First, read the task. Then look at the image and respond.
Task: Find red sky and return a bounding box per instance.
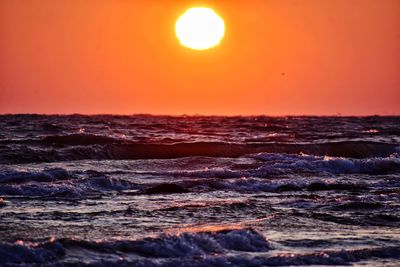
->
[0,0,399,115]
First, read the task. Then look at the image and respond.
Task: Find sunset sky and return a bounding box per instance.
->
[0,0,399,115]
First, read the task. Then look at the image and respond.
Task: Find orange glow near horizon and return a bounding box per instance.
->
[0,0,399,115]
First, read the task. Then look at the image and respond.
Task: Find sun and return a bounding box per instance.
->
[175,7,225,50]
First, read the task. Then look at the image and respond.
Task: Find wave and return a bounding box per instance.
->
[45,140,400,159]
[0,168,72,184]
[0,140,398,164]
[0,169,139,198]
[252,153,400,175]
[1,153,398,198]
[181,178,370,194]
[0,228,270,265]
[143,154,400,179]
[0,134,126,146]
[1,155,399,198]
[0,177,372,198]
[0,228,399,266]
[41,134,125,146]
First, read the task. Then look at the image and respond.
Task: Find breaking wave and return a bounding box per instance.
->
[0,228,399,266]
[0,229,270,265]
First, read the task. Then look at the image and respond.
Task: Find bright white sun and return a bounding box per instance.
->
[175,7,225,50]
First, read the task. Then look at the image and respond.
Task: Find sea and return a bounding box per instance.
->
[0,114,399,266]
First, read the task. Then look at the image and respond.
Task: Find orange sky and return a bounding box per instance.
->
[0,0,399,115]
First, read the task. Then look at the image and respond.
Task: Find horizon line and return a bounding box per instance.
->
[1,113,399,117]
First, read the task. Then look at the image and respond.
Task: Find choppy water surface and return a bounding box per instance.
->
[0,115,399,266]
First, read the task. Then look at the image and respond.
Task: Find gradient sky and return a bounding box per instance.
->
[1,0,399,115]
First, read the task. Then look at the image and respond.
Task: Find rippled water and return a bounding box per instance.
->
[0,115,399,266]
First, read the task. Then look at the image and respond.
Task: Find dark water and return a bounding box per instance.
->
[0,115,399,266]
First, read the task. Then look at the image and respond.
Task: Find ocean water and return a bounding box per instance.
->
[0,115,399,266]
